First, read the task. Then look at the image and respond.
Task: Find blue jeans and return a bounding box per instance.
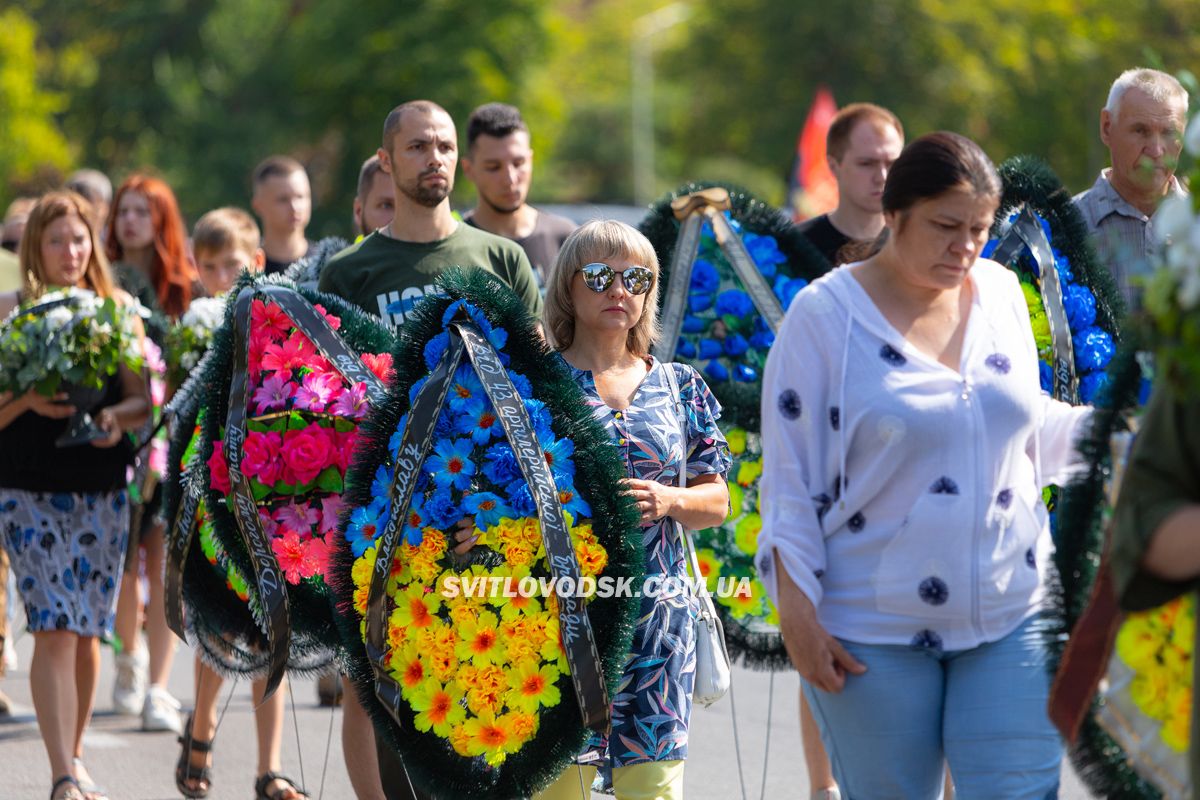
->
[804,614,1061,800]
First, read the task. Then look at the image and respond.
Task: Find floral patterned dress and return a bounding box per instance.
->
[570,356,731,768]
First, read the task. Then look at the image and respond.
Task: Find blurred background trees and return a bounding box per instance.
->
[2,0,1196,233]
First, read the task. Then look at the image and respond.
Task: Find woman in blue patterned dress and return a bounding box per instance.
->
[0,191,150,800]
[530,220,731,799]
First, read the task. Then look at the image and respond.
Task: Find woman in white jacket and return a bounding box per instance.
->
[759,132,1089,799]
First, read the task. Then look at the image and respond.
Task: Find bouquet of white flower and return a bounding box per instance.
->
[0,288,145,445]
[165,296,225,387]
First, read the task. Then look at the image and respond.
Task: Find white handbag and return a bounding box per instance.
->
[663,364,732,707]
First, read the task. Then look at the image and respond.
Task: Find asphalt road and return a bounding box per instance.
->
[0,630,1094,799]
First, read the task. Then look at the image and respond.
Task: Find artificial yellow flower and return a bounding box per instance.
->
[506,659,563,713]
[417,620,460,682]
[393,583,442,630]
[1116,616,1164,673]
[388,644,427,698]
[448,723,473,757]
[734,513,762,556]
[463,710,518,765]
[575,539,609,578]
[1129,669,1171,721]
[508,710,538,745]
[461,663,507,716]
[409,678,466,737]
[726,483,744,522]
[1161,685,1192,753]
[726,427,747,455]
[694,548,722,593]
[736,458,762,488]
[717,577,765,619]
[456,609,503,665]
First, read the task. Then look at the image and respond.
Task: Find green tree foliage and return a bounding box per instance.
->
[0,8,72,206]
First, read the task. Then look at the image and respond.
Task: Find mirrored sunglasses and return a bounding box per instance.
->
[577,262,654,295]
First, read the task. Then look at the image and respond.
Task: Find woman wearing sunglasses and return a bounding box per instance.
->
[533,220,731,799]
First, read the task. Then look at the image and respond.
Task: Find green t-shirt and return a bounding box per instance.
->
[317,223,542,327]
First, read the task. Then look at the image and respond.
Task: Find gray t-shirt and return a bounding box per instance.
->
[464,208,577,289]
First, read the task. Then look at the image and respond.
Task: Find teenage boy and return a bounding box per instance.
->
[251,156,312,275]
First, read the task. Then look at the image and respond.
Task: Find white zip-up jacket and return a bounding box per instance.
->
[758,259,1091,651]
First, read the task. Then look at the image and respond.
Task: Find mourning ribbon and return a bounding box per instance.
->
[991,206,1079,404]
[652,188,785,363]
[167,285,389,697]
[365,309,612,735]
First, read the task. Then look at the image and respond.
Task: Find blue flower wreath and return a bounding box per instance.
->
[983,211,1115,403]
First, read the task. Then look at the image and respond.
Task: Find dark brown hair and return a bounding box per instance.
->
[882,131,1000,215]
[382,100,451,154]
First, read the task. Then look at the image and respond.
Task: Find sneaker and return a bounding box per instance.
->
[813,789,842,800]
[142,686,183,734]
[112,650,147,716]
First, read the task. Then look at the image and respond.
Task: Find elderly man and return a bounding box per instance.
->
[1073,68,1189,307]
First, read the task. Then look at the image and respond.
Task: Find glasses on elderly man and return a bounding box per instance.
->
[576,262,654,295]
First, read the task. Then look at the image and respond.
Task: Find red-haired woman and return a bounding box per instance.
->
[105,174,193,735]
[0,191,150,800]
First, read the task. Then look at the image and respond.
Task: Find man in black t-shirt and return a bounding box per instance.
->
[461,103,576,290]
[797,103,904,266]
[251,155,312,274]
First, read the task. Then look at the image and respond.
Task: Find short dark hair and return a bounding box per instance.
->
[882,131,1000,216]
[466,103,527,151]
[827,103,904,161]
[356,155,386,202]
[252,155,305,188]
[382,100,450,154]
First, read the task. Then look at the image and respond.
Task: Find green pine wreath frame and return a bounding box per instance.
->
[328,267,645,799]
[164,272,397,676]
[639,181,829,670]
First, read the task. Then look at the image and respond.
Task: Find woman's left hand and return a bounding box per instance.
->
[91,407,123,448]
[623,478,677,524]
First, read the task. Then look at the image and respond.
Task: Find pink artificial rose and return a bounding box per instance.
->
[242,430,283,486]
[280,423,335,487]
[334,428,361,473]
[208,440,231,495]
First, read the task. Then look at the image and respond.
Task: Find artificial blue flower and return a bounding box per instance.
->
[1053,250,1075,284]
[716,289,754,318]
[508,481,538,517]
[749,330,775,351]
[689,292,714,313]
[677,338,697,359]
[1038,215,1053,244]
[454,398,502,445]
[724,333,749,357]
[441,300,508,352]
[1063,284,1097,331]
[448,365,485,411]
[507,370,533,397]
[555,482,593,519]
[371,465,393,499]
[463,491,514,530]
[1074,327,1115,373]
[426,438,476,490]
[681,315,707,333]
[347,498,389,557]
[1078,371,1109,405]
[1038,361,1054,394]
[482,442,522,486]
[401,495,427,546]
[424,489,462,529]
[698,338,722,359]
[744,232,786,272]
[704,360,729,382]
[690,259,720,294]
[423,332,450,371]
[981,240,999,260]
[539,430,576,482]
[434,409,455,439]
[522,398,553,438]
[733,364,758,382]
[1138,377,1153,406]
[772,276,808,309]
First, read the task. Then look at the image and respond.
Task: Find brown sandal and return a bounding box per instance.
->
[50,776,85,800]
[254,771,309,800]
[175,714,214,798]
